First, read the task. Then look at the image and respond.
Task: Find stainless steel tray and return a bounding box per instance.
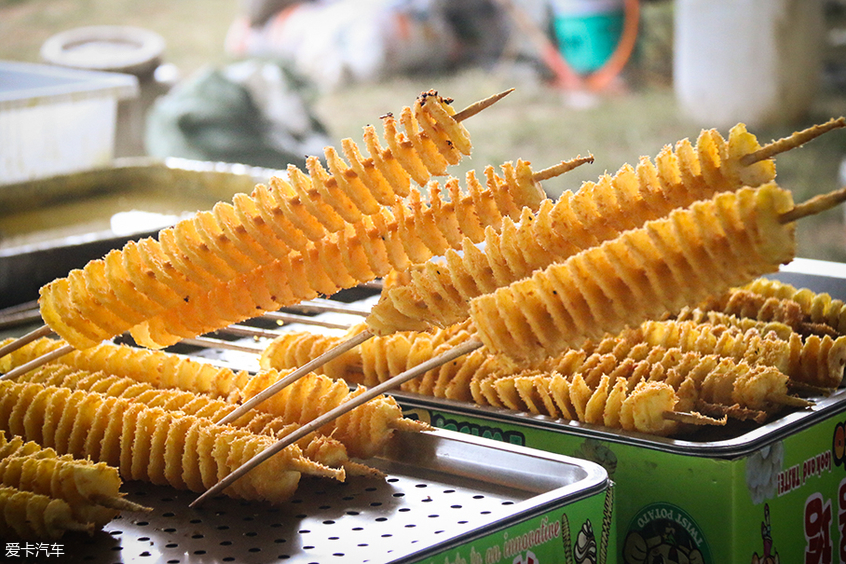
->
[60,428,608,564]
[0,157,279,308]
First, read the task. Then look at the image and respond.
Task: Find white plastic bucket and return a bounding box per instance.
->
[673,0,825,128]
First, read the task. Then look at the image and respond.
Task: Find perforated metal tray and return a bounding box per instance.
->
[57,428,607,564]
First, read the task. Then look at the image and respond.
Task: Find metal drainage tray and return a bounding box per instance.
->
[59,428,607,564]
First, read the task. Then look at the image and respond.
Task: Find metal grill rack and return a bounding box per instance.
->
[59,429,607,564]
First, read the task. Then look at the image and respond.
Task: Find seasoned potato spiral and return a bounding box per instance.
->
[0,379,343,503]
[468,184,796,361]
[366,124,778,333]
[0,337,425,461]
[124,159,549,348]
[0,485,93,540]
[37,90,490,350]
[0,431,146,530]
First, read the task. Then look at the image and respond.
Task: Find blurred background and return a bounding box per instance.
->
[2,0,846,268]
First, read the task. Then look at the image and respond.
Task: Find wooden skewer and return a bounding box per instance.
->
[695,401,769,424]
[453,89,514,122]
[779,185,846,224]
[769,392,815,408]
[532,154,595,181]
[0,324,54,359]
[0,343,75,381]
[274,298,371,317]
[191,337,483,508]
[216,329,376,425]
[662,411,727,426]
[180,336,266,354]
[89,494,153,513]
[741,117,846,166]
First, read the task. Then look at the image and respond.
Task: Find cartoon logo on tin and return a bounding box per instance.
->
[751,504,779,564]
[624,503,710,564]
[833,420,846,468]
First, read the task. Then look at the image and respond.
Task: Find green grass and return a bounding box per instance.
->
[0,0,238,72]
[3,0,846,262]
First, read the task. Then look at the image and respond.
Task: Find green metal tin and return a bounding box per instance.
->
[396,260,846,564]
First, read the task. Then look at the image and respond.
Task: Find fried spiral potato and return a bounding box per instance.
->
[486,352,797,435]
[741,277,846,335]
[0,379,344,503]
[494,373,688,436]
[468,183,796,361]
[121,163,540,348]
[0,485,93,540]
[236,371,427,459]
[0,337,250,401]
[692,288,837,337]
[672,307,796,340]
[15,364,377,477]
[623,319,846,389]
[259,322,520,402]
[127,159,547,348]
[0,337,423,461]
[0,430,147,529]
[39,151,551,351]
[36,90,495,350]
[367,124,777,333]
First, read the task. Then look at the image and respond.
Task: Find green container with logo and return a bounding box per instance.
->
[398,261,846,564]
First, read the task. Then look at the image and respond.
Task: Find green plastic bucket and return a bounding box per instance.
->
[551,0,624,74]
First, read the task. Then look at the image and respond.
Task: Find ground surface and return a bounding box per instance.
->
[3,0,846,262]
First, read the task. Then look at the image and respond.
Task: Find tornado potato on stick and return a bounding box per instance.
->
[0,430,149,528]
[0,379,346,503]
[11,363,379,477]
[0,337,424,461]
[29,89,535,353]
[0,485,93,540]
[468,183,797,360]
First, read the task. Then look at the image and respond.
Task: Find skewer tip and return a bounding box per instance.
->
[740,116,846,166]
[453,88,515,122]
[779,185,846,224]
[532,154,595,182]
[663,410,727,426]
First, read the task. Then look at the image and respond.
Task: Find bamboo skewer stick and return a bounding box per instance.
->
[740,117,846,166]
[452,89,514,122]
[0,324,54,358]
[0,343,75,381]
[662,411,727,426]
[180,336,266,354]
[192,337,483,508]
[215,329,376,425]
[269,300,371,318]
[779,185,846,224]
